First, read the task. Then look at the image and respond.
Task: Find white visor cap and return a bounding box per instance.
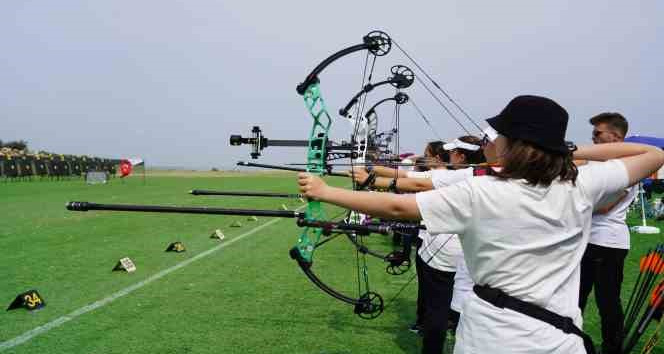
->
[443,139,481,151]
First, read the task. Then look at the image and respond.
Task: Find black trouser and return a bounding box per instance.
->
[414,236,424,326]
[448,309,460,335]
[416,254,455,354]
[415,254,425,327]
[579,243,628,354]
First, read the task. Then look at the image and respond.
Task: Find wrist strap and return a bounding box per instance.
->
[359,171,377,190]
[388,178,398,193]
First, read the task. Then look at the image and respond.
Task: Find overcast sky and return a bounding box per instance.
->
[2,1,662,169]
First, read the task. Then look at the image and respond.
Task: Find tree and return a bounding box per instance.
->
[1,140,28,150]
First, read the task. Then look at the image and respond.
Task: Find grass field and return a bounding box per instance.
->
[1,173,663,354]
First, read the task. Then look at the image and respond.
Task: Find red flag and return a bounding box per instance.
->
[119,160,132,178]
[119,158,143,178]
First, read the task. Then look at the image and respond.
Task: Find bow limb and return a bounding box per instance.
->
[289,247,383,319]
[296,31,391,95]
[364,92,409,158]
[292,31,394,319]
[339,65,414,118]
[295,30,393,260]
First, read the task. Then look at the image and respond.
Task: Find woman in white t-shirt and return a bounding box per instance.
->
[410,138,485,354]
[353,136,488,348]
[355,141,454,342]
[353,138,483,351]
[297,95,664,354]
[360,140,449,181]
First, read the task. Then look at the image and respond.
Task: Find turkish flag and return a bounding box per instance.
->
[119,160,132,178]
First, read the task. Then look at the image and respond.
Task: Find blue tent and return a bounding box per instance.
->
[625,135,664,148]
[625,135,664,183]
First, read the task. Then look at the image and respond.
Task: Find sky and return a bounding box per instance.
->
[2,1,662,169]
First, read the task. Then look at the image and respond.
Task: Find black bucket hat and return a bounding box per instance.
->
[486,95,570,154]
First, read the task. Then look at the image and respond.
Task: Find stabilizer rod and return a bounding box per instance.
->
[190,190,303,198]
[296,218,391,235]
[66,201,302,218]
[66,202,398,236]
[237,161,347,177]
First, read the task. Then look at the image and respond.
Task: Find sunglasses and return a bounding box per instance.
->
[480,126,499,146]
[480,134,490,147]
[592,130,613,138]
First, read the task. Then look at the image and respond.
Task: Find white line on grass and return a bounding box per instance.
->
[0,213,298,352]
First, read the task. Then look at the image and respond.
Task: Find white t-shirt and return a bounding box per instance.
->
[589,173,638,249]
[416,159,629,354]
[431,167,473,189]
[418,229,461,272]
[416,168,472,272]
[451,252,473,313]
[430,167,476,301]
[406,170,433,179]
[400,158,415,171]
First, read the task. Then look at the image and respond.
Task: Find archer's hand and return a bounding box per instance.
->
[298,173,328,201]
[348,167,369,184]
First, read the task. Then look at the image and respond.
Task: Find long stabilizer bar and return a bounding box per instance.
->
[236,161,347,177]
[65,201,399,235]
[66,201,302,218]
[190,190,303,198]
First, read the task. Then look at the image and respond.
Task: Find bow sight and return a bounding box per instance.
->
[230,125,385,162]
[230,126,309,159]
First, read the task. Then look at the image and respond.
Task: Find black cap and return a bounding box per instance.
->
[486,95,570,154]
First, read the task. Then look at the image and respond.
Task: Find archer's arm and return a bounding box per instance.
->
[371,166,410,178]
[574,143,664,186]
[348,168,434,192]
[298,173,421,220]
[372,176,434,192]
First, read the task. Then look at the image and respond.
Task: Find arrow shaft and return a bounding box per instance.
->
[191,190,302,198]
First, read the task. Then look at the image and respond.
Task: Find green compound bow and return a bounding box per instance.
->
[289,30,393,319]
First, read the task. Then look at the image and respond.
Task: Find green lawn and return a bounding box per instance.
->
[0,173,662,353]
